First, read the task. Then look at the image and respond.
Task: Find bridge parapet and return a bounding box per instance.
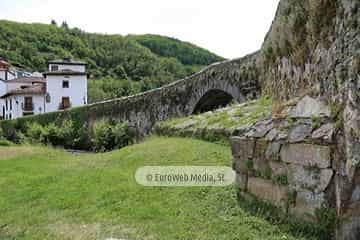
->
[0,51,261,137]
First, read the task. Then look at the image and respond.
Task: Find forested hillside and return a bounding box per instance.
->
[128,34,222,66]
[0,20,223,102]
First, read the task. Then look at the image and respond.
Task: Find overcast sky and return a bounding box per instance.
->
[0,0,280,59]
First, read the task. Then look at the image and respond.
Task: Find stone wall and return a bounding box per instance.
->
[230,95,359,239]
[260,0,359,103]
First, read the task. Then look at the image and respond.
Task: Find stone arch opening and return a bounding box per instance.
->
[192,89,235,114]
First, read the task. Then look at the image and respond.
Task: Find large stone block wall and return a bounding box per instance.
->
[230,95,360,239]
[231,120,336,221]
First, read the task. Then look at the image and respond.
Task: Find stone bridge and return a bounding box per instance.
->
[83,51,261,135]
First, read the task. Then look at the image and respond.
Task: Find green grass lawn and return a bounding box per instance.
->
[0,137,312,240]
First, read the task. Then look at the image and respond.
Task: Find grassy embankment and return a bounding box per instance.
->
[0,137,314,240]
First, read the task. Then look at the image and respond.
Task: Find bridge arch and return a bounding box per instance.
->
[192,89,235,114]
[186,76,247,115]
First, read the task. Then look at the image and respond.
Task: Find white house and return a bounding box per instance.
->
[44,58,88,112]
[0,59,31,81]
[0,58,88,120]
[1,77,46,119]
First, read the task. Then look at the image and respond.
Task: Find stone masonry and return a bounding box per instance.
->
[231,96,344,233]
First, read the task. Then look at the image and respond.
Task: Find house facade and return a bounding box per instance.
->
[0,58,88,120]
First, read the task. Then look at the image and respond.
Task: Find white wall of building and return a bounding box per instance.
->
[0,71,5,80]
[1,95,45,120]
[45,75,87,112]
[0,61,88,120]
[48,64,86,73]
[0,81,6,97]
[0,81,5,119]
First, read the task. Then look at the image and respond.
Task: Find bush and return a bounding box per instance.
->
[72,125,91,150]
[0,128,14,146]
[25,120,79,148]
[0,138,15,146]
[14,131,27,144]
[26,122,46,143]
[113,121,135,149]
[5,116,134,151]
[41,120,90,149]
[43,123,62,146]
[58,119,76,148]
[92,119,114,152]
[92,119,134,152]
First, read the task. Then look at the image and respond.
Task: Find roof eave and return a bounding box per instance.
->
[47,61,87,66]
[43,72,88,77]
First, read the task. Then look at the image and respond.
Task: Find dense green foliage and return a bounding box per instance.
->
[0,137,319,239]
[92,119,135,152]
[128,34,223,66]
[25,120,88,149]
[23,119,134,151]
[0,20,223,102]
[0,127,12,146]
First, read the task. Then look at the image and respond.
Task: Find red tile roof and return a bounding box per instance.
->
[48,59,87,65]
[1,84,45,98]
[0,59,10,66]
[1,76,46,84]
[43,69,87,76]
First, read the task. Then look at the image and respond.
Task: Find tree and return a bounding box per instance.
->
[51,19,57,26]
[61,21,68,29]
[0,19,223,103]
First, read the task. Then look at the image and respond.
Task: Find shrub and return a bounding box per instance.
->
[113,121,135,149]
[25,120,78,148]
[59,119,76,148]
[14,131,27,144]
[26,122,46,143]
[0,128,14,146]
[72,125,91,150]
[0,138,15,146]
[92,119,115,152]
[43,123,63,146]
[92,119,135,152]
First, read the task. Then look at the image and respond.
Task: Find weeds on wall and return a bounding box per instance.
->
[261,0,339,70]
[237,190,336,240]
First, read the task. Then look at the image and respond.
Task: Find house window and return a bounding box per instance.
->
[24,97,33,112]
[62,80,69,88]
[51,65,59,72]
[10,99,12,111]
[61,97,70,109]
